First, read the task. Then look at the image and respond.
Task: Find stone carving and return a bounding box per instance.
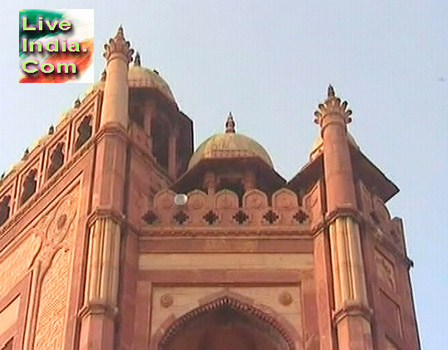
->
[188,190,207,210]
[215,190,238,210]
[160,294,174,308]
[154,190,175,210]
[30,191,79,278]
[272,189,298,211]
[278,291,293,306]
[373,196,391,225]
[243,189,268,210]
[144,187,316,233]
[103,26,134,64]
[24,188,79,350]
[304,183,321,226]
[375,250,396,290]
[314,85,352,126]
[358,182,373,216]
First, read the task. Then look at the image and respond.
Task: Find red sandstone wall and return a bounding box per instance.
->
[0,91,100,350]
[357,181,420,350]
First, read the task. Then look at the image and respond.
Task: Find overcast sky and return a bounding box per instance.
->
[1,1,447,348]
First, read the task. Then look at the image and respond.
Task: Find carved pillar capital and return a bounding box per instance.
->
[314,85,352,136]
[333,300,373,325]
[103,26,134,64]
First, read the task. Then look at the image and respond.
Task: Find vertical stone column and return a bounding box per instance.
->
[101,26,134,128]
[85,218,121,306]
[314,86,373,350]
[79,26,133,350]
[243,170,256,191]
[79,217,122,350]
[168,130,177,178]
[204,172,217,195]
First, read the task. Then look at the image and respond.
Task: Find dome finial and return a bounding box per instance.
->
[134,51,141,66]
[225,112,236,133]
[328,84,335,98]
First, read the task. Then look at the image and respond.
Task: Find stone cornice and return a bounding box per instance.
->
[140,226,312,238]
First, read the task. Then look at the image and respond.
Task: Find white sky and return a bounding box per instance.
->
[1,1,447,348]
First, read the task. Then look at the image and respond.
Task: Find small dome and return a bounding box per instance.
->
[188,114,274,170]
[310,132,359,160]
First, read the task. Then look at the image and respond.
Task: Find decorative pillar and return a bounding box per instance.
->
[243,170,256,191]
[78,27,133,350]
[84,218,121,306]
[79,217,122,350]
[100,26,134,128]
[314,85,373,350]
[204,172,216,195]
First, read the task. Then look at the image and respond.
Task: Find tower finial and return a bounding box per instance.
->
[225,112,236,133]
[116,25,124,38]
[134,52,141,66]
[328,84,335,98]
[314,85,352,126]
[103,25,134,64]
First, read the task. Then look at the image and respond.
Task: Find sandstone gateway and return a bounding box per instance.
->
[0,27,419,350]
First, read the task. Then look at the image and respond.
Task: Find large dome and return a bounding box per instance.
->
[188,114,274,170]
[86,53,176,104]
[128,64,176,103]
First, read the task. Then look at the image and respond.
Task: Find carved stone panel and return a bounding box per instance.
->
[375,250,396,291]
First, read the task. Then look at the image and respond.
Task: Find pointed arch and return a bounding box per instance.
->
[156,296,296,350]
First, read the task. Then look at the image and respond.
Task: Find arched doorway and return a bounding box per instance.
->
[158,297,295,350]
